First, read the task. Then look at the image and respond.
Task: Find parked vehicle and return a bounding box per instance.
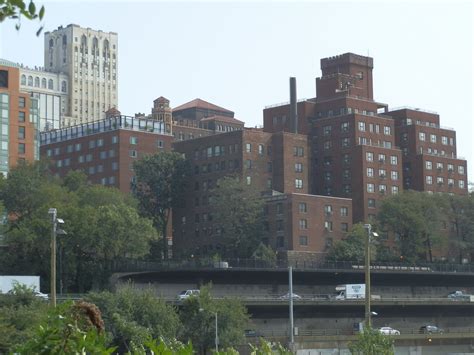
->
[177,289,200,301]
[279,292,302,300]
[244,329,262,337]
[419,325,443,334]
[335,284,365,300]
[447,290,470,300]
[378,327,400,335]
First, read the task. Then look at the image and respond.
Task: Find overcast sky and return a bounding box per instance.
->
[1,0,473,183]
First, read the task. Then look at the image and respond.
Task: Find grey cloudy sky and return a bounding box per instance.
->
[1,0,473,182]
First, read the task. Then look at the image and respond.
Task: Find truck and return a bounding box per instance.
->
[0,276,46,298]
[335,284,365,300]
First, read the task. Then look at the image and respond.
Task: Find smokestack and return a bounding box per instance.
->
[289,77,298,134]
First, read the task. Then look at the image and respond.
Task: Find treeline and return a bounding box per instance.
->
[329,191,474,264]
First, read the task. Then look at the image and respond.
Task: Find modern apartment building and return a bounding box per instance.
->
[44,24,118,125]
[39,114,173,193]
[0,60,40,176]
[263,53,468,223]
[19,65,70,131]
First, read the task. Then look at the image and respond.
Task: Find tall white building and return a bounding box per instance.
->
[44,24,118,125]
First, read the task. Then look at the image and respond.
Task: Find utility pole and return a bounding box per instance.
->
[289,266,294,345]
[364,224,378,329]
[48,208,57,307]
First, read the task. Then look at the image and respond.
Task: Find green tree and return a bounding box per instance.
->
[377,191,445,263]
[327,223,378,262]
[86,284,181,353]
[252,243,277,267]
[0,0,45,34]
[348,327,394,355]
[133,152,191,259]
[179,285,249,353]
[209,176,265,258]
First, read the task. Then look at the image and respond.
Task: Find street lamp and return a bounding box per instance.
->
[48,208,65,307]
[364,223,378,329]
[199,308,218,352]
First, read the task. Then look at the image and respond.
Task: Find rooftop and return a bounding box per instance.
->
[173,98,233,114]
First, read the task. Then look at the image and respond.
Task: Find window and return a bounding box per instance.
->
[441,136,448,145]
[267,162,273,172]
[343,169,350,179]
[367,167,374,177]
[18,126,25,139]
[299,219,307,230]
[430,134,437,143]
[366,152,374,162]
[66,145,73,153]
[437,177,444,185]
[426,161,432,170]
[391,171,398,180]
[97,138,104,147]
[97,164,103,173]
[378,154,386,163]
[458,166,465,175]
[358,121,366,131]
[129,150,137,158]
[323,125,332,136]
[245,159,252,169]
[112,136,118,144]
[295,179,303,189]
[19,97,25,108]
[18,143,25,154]
[341,223,349,232]
[299,202,307,213]
[54,147,60,155]
[391,186,399,194]
[258,144,264,155]
[293,146,304,157]
[390,156,398,165]
[324,221,333,232]
[157,140,164,148]
[379,169,386,178]
[341,137,350,147]
[323,141,332,150]
[419,132,426,141]
[18,111,25,122]
[299,236,308,246]
[100,151,107,159]
[112,162,118,171]
[340,207,348,217]
[426,176,433,185]
[130,136,138,145]
[246,176,251,185]
[367,183,375,193]
[384,126,391,135]
[379,184,387,193]
[368,198,376,208]
[245,143,251,153]
[448,178,454,186]
[266,178,272,189]
[341,122,349,132]
[89,140,96,149]
[459,180,465,189]
[342,154,350,165]
[324,205,332,215]
[447,164,454,172]
[295,163,303,173]
[56,160,63,168]
[436,162,444,170]
[88,166,95,175]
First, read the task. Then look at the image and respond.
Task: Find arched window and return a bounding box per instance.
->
[41,78,47,88]
[81,35,88,55]
[49,39,54,48]
[61,81,67,93]
[103,39,109,58]
[48,79,54,90]
[74,46,78,52]
[28,76,33,86]
[34,77,40,87]
[62,34,67,46]
[92,37,99,57]
[21,75,26,85]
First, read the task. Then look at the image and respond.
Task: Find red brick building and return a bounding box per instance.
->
[0,60,40,175]
[263,53,468,223]
[40,115,173,193]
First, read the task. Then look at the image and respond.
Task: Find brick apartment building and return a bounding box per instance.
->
[0,60,40,176]
[40,114,173,193]
[172,128,352,259]
[263,53,468,223]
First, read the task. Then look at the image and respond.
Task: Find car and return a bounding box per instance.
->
[419,325,443,334]
[177,289,200,301]
[447,290,468,300]
[35,292,49,300]
[279,292,302,300]
[244,329,262,337]
[378,327,400,335]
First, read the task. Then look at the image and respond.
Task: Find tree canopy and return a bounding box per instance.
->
[0,0,45,35]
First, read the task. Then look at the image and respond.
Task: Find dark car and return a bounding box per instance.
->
[419,325,443,334]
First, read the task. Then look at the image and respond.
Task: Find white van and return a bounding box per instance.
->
[177,289,200,301]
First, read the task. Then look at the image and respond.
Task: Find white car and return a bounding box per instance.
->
[177,289,200,301]
[279,292,302,300]
[379,327,400,335]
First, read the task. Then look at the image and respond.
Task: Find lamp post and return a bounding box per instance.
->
[363,224,378,329]
[48,208,65,307]
[199,308,218,352]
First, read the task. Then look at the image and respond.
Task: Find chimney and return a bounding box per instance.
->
[289,77,298,134]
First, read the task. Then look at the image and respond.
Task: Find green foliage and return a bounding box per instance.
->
[348,326,394,355]
[133,152,191,259]
[86,283,181,353]
[209,176,266,258]
[327,223,376,262]
[14,301,116,354]
[377,191,446,262]
[128,338,193,355]
[179,285,250,353]
[0,162,157,292]
[0,0,45,35]
[248,339,292,355]
[252,243,277,266]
